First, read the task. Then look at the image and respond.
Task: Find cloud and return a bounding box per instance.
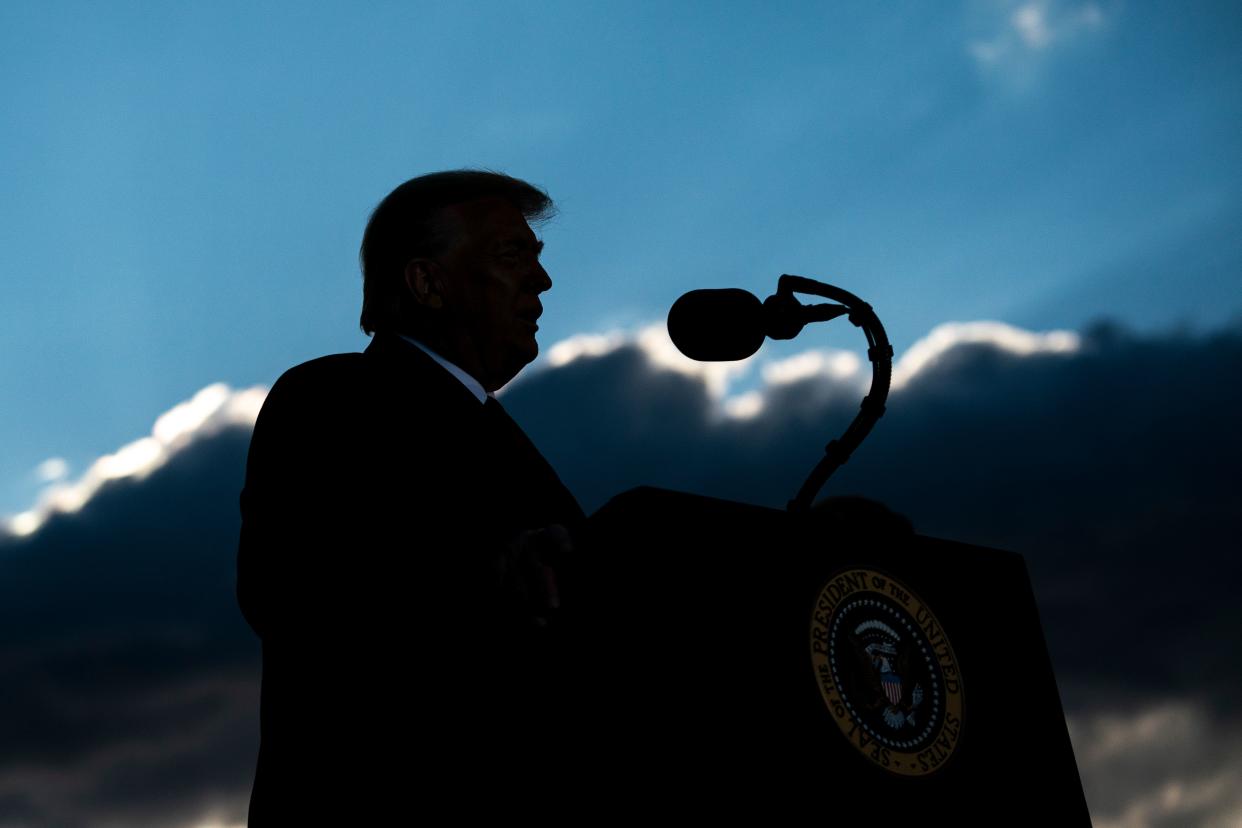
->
[969,1,1109,73]
[547,324,758,404]
[890,320,1079,389]
[533,319,1078,421]
[1010,1,1104,50]
[0,405,260,826]
[2,317,1241,826]
[1,319,1087,543]
[1069,702,1242,828]
[5,384,265,539]
[34,457,69,484]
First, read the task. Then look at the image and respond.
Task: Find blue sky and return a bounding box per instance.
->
[2,0,1239,519]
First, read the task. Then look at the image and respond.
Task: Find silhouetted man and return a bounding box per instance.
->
[237,170,584,823]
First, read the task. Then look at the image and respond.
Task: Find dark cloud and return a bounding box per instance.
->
[507,321,1242,717]
[2,318,1240,826]
[0,430,259,827]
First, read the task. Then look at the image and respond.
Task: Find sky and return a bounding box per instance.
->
[1,1,1240,826]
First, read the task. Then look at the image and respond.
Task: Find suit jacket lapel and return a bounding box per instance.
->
[363,330,584,525]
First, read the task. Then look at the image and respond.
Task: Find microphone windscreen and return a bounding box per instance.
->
[667,289,766,361]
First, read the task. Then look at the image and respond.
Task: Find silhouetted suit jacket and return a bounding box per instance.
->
[237,331,584,823]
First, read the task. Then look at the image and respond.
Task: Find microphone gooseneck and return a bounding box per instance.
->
[665,275,892,512]
[775,275,892,513]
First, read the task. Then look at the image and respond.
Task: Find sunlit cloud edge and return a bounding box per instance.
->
[4,384,266,540]
[3,320,1078,539]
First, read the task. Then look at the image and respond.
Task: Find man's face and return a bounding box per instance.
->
[430,197,551,390]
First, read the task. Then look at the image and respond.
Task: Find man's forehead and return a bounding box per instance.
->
[444,197,535,243]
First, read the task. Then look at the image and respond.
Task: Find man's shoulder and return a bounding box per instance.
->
[256,352,375,432]
[272,352,367,394]
[259,341,469,426]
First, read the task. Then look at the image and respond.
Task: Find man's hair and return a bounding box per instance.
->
[358,169,555,336]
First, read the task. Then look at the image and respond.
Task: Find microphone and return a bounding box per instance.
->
[667,289,765,361]
[667,288,849,361]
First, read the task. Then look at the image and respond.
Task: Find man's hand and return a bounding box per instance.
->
[502,524,572,624]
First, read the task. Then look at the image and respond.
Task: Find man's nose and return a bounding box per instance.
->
[532,261,552,293]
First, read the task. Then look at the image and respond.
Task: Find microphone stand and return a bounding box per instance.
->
[766,274,893,513]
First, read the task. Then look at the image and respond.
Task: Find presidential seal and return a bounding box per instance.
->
[810,568,963,776]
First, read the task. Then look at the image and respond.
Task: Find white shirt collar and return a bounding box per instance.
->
[395,333,490,404]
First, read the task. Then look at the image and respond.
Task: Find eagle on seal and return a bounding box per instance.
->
[848,618,924,729]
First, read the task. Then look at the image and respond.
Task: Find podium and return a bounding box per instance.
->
[559,486,1089,822]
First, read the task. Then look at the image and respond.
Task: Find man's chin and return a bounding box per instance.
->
[515,329,540,359]
[494,338,539,387]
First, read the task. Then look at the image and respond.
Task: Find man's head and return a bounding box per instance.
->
[360,170,556,391]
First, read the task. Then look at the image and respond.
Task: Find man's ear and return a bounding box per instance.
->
[403,259,445,310]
